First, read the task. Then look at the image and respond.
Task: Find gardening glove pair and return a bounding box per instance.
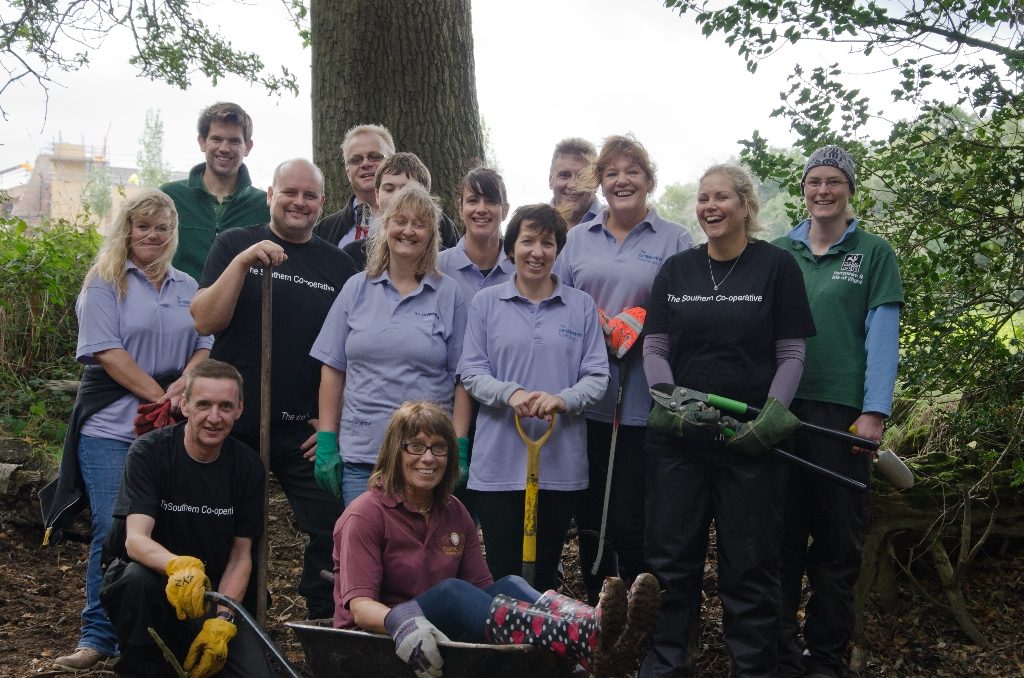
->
[134,400,178,436]
[647,400,723,441]
[456,437,470,489]
[184,616,236,678]
[723,397,800,456]
[598,307,646,359]
[314,431,343,499]
[165,555,211,620]
[384,600,449,678]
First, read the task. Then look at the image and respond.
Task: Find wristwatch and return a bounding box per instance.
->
[216,610,235,623]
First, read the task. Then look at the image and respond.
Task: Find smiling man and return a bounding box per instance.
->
[162,102,271,281]
[549,138,603,229]
[190,158,358,621]
[99,360,275,677]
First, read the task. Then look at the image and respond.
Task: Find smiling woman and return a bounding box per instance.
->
[457,203,609,592]
[311,183,472,509]
[331,401,661,677]
[46,188,213,671]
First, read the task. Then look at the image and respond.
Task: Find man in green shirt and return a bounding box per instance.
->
[162,102,271,280]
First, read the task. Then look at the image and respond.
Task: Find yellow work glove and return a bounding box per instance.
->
[184,617,236,678]
[165,556,211,620]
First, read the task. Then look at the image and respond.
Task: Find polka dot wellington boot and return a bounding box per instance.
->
[485,577,628,677]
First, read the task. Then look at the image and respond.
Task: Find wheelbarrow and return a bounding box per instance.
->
[287,619,571,677]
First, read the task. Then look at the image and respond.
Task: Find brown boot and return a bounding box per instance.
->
[54,647,112,670]
[608,573,662,675]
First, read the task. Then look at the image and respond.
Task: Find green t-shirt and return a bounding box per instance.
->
[162,163,270,281]
[774,222,903,410]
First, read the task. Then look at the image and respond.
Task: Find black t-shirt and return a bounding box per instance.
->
[200,224,358,437]
[108,423,265,586]
[647,240,816,407]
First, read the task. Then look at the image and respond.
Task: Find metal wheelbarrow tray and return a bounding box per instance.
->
[287,619,571,677]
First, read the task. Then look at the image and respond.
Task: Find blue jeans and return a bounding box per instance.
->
[341,461,375,508]
[77,434,130,656]
[416,576,542,642]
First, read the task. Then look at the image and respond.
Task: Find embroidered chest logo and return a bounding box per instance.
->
[832,253,865,285]
[637,249,663,266]
[841,254,863,273]
[176,296,191,308]
[558,324,583,340]
[441,531,464,556]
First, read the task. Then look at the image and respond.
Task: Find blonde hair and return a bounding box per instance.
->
[369,401,460,502]
[365,183,441,278]
[342,123,396,157]
[86,189,178,297]
[699,164,764,235]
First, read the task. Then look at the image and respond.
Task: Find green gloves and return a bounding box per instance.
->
[315,431,343,498]
[456,437,470,488]
[184,617,237,678]
[164,556,210,620]
[647,401,723,440]
[725,397,800,456]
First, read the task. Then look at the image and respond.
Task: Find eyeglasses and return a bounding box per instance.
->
[803,178,848,191]
[346,152,386,166]
[401,441,450,457]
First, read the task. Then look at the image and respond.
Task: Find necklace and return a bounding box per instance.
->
[419,502,433,516]
[708,244,746,291]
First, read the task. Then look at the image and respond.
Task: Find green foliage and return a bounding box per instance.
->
[0,0,298,119]
[668,0,1024,487]
[82,162,113,219]
[136,108,170,187]
[0,215,99,447]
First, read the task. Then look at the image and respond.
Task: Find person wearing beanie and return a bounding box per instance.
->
[774,145,904,678]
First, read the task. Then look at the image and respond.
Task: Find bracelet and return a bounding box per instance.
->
[216,610,235,623]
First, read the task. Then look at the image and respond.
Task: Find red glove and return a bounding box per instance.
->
[606,307,646,359]
[134,400,178,436]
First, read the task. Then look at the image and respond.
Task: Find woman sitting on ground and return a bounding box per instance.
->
[332,401,659,678]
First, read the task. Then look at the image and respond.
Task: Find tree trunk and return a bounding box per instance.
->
[310,0,484,216]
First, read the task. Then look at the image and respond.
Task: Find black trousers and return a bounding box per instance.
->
[235,425,344,619]
[100,560,275,678]
[640,431,788,678]
[778,400,871,678]
[475,489,584,592]
[575,420,649,596]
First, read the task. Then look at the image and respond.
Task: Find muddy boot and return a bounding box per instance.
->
[608,573,662,675]
[485,578,627,677]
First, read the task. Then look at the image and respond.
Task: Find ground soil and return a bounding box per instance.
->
[2,480,1022,677]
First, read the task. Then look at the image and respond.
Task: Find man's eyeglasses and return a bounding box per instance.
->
[346,152,386,166]
[803,178,848,191]
[401,441,450,457]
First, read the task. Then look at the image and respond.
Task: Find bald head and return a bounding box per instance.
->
[267,158,327,243]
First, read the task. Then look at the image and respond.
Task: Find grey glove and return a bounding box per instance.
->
[384,600,449,678]
[647,401,723,440]
[724,397,800,456]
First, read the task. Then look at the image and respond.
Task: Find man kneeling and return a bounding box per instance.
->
[100,360,274,677]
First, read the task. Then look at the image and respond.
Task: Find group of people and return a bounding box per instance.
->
[42,99,903,678]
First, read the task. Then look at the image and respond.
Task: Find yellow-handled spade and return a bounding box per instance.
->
[515,413,556,587]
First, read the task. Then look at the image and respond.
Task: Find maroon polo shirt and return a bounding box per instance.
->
[333,485,494,628]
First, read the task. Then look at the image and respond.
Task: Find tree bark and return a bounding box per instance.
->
[310,0,484,216]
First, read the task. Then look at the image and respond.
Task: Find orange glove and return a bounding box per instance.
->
[606,307,646,359]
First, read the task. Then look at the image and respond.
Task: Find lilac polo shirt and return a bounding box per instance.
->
[310,271,467,464]
[458,276,608,491]
[332,486,493,629]
[437,237,515,303]
[553,208,693,426]
[76,264,213,442]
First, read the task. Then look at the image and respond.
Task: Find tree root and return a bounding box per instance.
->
[928,538,992,648]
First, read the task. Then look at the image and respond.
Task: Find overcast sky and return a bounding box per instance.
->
[1,0,908,209]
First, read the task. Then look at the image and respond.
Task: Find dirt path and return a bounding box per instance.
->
[2,482,1022,677]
